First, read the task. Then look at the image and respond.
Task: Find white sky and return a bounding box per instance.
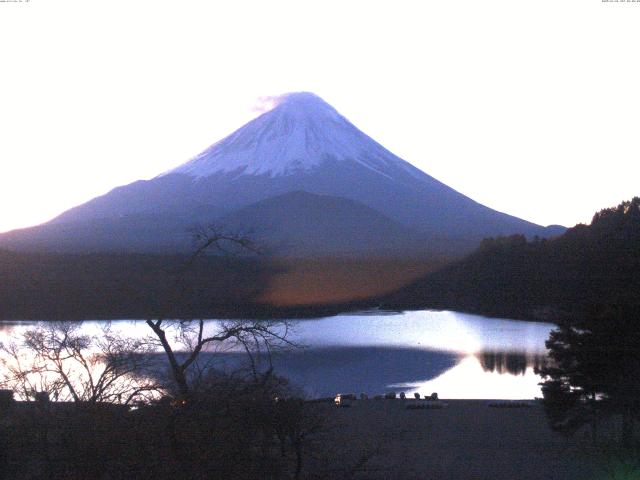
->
[1,0,639,233]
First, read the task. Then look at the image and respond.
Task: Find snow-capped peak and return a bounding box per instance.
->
[164,92,421,179]
[269,92,343,122]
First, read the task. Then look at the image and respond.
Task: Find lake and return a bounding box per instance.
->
[0,310,555,400]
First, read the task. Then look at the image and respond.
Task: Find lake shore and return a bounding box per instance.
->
[309,399,614,479]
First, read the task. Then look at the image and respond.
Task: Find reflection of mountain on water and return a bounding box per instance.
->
[476,350,549,376]
[269,347,461,398]
[183,347,461,398]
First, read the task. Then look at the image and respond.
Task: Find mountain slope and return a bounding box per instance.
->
[219,191,428,257]
[0,92,561,255]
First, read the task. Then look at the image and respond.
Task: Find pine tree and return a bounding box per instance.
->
[538,303,640,448]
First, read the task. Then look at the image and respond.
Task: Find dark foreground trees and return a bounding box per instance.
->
[0,371,325,480]
[0,319,321,479]
[535,199,640,449]
[538,303,640,448]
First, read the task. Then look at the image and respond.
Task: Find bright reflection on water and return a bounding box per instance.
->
[0,310,555,400]
[290,310,551,354]
[393,357,546,400]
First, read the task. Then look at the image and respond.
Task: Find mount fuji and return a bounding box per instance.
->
[0,92,562,256]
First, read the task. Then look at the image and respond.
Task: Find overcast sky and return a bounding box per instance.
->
[1,0,638,233]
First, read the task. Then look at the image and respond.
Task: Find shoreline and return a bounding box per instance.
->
[309,398,614,479]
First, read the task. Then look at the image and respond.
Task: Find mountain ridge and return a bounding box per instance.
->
[220,190,429,257]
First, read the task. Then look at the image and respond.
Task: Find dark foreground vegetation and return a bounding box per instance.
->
[1,375,324,480]
[3,392,638,480]
[539,303,640,450]
[0,251,275,320]
[0,319,331,480]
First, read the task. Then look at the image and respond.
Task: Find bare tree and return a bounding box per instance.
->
[145,225,296,401]
[0,322,160,404]
[188,224,260,259]
[140,226,309,477]
[144,318,295,401]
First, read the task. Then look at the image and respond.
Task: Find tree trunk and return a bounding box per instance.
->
[173,369,190,402]
[146,320,191,400]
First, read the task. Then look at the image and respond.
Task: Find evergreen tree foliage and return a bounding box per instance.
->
[538,303,640,448]
[535,198,640,447]
[390,197,640,320]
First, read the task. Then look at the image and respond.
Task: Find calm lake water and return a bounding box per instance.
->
[0,310,555,400]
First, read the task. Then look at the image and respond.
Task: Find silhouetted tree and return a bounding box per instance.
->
[143,225,298,401]
[538,303,640,448]
[141,226,307,477]
[144,318,295,401]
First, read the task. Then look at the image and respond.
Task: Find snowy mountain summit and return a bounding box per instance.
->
[167,92,418,180]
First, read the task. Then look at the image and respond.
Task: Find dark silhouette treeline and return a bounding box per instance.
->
[386,198,640,321]
[0,251,279,320]
[0,250,445,320]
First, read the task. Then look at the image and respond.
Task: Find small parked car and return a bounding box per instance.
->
[334,393,356,406]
